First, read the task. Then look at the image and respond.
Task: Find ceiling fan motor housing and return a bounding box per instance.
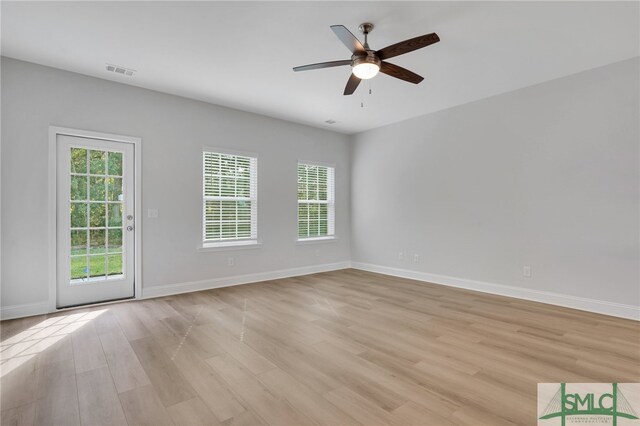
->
[352,51,381,69]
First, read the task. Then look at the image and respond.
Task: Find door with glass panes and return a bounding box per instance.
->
[56,134,135,307]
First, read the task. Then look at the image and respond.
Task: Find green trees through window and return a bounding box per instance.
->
[69,147,124,280]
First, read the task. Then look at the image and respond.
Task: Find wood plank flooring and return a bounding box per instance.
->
[1,269,638,425]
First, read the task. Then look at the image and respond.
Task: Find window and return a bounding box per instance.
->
[203,151,257,247]
[69,147,125,281]
[298,163,335,240]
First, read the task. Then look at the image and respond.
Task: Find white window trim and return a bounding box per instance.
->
[297,161,336,242]
[202,145,258,159]
[202,149,258,248]
[198,240,262,251]
[295,236,338,244]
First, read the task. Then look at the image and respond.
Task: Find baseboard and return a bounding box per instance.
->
[1,262,351,320]
[142,261,351,299]
[4,261,636,321]
[351,262,640,321]
[0,301,52,321]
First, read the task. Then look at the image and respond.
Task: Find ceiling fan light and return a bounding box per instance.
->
[351,54,381,80]
[352,62,380,79]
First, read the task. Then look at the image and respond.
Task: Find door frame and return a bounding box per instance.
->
[49,126,142,312]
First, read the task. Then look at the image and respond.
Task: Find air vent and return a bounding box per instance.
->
[325,119,337,125]
[106,64,135,76]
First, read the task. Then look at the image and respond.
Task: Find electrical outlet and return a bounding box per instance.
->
[398,252,404,260]
[413,254,420,263]
[147,208,158,218]
[523,265,531,277]
[227,257,235,267]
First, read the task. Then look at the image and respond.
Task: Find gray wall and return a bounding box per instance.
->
[1,57,351,308]
[3,55,638,315]
[351,58,639,306]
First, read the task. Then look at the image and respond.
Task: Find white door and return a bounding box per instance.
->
[57,134,135,308]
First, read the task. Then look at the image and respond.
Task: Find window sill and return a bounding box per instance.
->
[296,236,338,245]
[198,241,262,252]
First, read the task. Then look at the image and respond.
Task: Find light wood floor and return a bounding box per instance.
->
[1,269,639,426]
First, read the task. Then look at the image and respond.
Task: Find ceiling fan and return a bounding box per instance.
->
[293,23,440,95]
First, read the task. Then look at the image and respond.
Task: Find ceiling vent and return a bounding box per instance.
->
[106,64,135,76]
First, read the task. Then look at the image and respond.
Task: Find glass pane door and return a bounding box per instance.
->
[57,133,135,308]
[69,147,125,283]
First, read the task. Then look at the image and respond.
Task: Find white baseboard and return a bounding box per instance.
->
[3,261,636,322]
[0,301,52,321]
[1,262,350,320]
[142,261,351,299]
[351,262,640,321]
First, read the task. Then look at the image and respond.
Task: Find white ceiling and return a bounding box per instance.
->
[2,1,638,134]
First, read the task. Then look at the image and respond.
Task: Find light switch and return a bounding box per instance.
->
[147,209,159,218]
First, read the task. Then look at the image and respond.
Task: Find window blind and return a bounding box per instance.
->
[203,151,257,243]
[297,163,335,239]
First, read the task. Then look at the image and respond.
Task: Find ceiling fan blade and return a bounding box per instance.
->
[343,73,361,95]
[376,32,440,60]
[331,25,366,55]
[293,60,351,72]
[380,62,424,84]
